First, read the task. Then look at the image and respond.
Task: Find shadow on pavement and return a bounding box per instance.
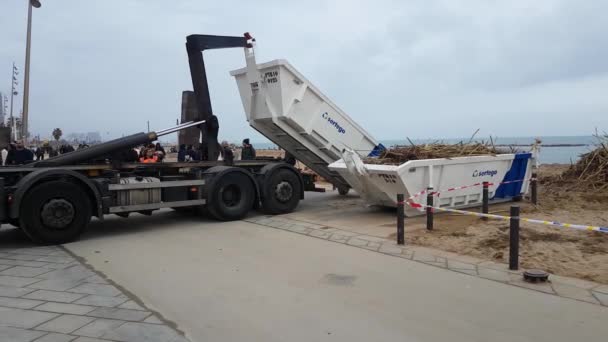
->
[0,209,265,248]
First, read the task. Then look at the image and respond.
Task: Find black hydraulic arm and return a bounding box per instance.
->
[185,33,253,161]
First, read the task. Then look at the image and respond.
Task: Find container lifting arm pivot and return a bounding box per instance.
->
[185,33,254,161]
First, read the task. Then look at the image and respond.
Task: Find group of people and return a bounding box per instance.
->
[0,141,92,166]
[138,143,165,163]
[176,138,256,163]
[0,138,257,166]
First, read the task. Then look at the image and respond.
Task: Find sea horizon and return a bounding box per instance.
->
[251,135,601,164]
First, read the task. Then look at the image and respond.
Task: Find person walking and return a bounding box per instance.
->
[5,141,34,165]
[35,146,45,160]
[154,143,165,162]
[177,144,187,162]
[221,141,234,165]
[241,138,256,160]
[1,146,8,166]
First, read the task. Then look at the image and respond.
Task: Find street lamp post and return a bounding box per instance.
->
[10,62,19,141]
[21,0,41,144]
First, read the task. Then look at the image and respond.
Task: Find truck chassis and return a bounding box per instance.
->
[0,159,304,244]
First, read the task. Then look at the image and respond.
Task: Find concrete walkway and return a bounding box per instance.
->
[64,211,608,342]
[0,242,188,342]
[245,214,608,306]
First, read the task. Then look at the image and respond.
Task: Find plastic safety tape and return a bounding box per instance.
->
[426,206,608,233]
[406,178,529,210]
[407,178,528,201]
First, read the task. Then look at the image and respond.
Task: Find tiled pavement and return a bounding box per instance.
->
[245,215,608,307]
[0,246,189,342]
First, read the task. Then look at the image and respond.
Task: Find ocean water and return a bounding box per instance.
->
[254,136,599,164]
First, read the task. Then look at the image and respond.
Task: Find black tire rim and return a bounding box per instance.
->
[275,181,293,203]
[40,199,76,230]
[221,184,242,207]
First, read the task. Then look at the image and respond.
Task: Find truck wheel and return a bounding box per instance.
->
[338,187,350,196]
[19,181,92,244]
[262,169,301,214]
[206,172,255,221]
[7,218,20,228]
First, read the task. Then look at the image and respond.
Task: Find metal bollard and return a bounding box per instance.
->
[509,205,520,270]
[397,194,405,245]
[426,187,434,230]
[482,181,489,221]
[531,172,538,205]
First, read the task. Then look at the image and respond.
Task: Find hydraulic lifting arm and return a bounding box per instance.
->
[185,33,254,160]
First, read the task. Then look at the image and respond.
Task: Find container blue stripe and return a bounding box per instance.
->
[494,153,531,198]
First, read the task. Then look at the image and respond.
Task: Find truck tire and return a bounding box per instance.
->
[206,172,255,221]
[338,186,350,196]
[262,169,302,214]
[7,218,20,228]
[19,181,92,244]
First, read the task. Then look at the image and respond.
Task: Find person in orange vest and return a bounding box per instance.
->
[139,148,159,163]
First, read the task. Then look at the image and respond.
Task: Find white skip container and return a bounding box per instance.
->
[329,151,533,216]
[230,47,383,191]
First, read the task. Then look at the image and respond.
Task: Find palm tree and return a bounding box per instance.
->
[52,128,62,141]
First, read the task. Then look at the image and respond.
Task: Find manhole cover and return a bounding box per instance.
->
[523,269,549,283]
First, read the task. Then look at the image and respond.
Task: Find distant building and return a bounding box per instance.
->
[86,132,102,143]
[65,131,102,144]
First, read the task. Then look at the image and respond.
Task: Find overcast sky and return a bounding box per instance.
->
[1,0,607,143]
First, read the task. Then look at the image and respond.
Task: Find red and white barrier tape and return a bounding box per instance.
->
[406,178,532,209]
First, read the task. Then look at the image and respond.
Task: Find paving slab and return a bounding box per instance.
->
[0,326,46,342]
[142,316,163,324]
[552,283,600,305]
[0,259,49,268]
[447,260,477,271]
[28,279,85,292]
[67,284,120,297]
[0,296,44,309]
[346,238,368,247]
[35,302,96,315]
[85,308,150,322]
[0,285,36,298]
[6,248,57,257]
[0,275,42,287]
[83,276,108,285]
[117,301,145,311]
[592,291,608,306]
[24,290,86,303]
[592,285,608,294]
[72,337,113,342]
[378,244,404,255]
[0,306,59,328]
[35,332,78,342]
[38,267,94,282]
[0,243,189,342]
[35,314,95,334]
[0,266,51,277]
[477,267,511,282]
[72,319,126,338]
[101,322,181,342]
[35,256,73,264]
[3,254,42,261]
[74,295,127,308]
[508,278,556,295]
